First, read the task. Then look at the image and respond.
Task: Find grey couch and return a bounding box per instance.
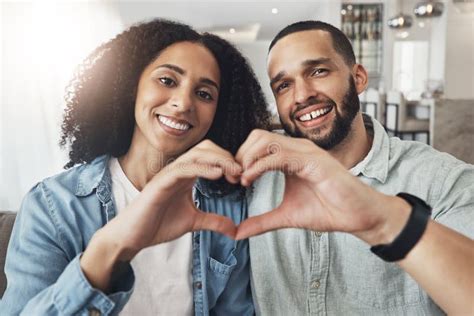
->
[0,211,16,298]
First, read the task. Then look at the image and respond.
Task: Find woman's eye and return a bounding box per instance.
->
[276,82,289,93]
[197,90,213,101]
[159,77,176,86]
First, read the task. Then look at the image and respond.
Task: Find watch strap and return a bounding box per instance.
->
[370,193,432,262]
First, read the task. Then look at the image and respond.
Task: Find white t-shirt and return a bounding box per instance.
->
[109,157,193,316]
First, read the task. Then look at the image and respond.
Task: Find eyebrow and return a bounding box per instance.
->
[269,57,334,87]
[156,64,220,90]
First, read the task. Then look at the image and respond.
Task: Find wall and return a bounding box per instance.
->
[237,41,274,110]
[444,0,474,99]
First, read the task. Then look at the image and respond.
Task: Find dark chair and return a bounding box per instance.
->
[0,211,16,298]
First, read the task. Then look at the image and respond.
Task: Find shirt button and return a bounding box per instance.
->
[311,280,321,289]
[315,231,323,237]
[195,281,202,289]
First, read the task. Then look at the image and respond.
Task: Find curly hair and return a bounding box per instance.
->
[60,19,270,193]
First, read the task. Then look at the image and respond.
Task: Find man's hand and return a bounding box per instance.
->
[235,129,474,315]
[235,129,399,242]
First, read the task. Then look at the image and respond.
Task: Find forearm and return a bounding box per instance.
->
[399,220,474,314]
[356,194,474,314]
[80,228,126,292]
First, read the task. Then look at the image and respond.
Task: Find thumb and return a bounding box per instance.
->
[192,212,237,239]
[235,207,291,240]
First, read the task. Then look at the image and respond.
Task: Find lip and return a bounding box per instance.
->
[155,114,193,137]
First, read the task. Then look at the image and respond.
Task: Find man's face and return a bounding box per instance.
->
[267,30,361,150]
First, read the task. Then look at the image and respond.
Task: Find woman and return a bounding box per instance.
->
[1,19,269,315]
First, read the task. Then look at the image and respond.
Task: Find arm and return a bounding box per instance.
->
[355,194,474,315]
[2,140,240,315]
[235,130,474,315]
[80,140,240,292]
[0,184,134,315]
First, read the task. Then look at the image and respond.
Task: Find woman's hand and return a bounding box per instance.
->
[81,140,242,291]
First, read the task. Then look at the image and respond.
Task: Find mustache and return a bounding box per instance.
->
[291,97,336,120]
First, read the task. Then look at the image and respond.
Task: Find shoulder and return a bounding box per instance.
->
[20,155,110,222]
[388,138,471,178]
[39,155,110,197]
[16,157,110,252]
[387,139,474,213]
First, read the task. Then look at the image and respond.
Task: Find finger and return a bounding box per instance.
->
[238,132,285,170]
[235,129,271,165]
[181,143,243,177]
[235,208,292,240]
[155,163,224,192]
[240,153,305,186]
[192,212,237,239]
[182,154,241,184]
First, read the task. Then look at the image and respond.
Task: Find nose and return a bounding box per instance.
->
[171,86,194,112]
[293,79,315,105]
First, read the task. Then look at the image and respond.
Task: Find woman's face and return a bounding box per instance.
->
[133,41,220,158]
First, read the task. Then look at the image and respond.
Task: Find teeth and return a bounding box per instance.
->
[158,115,190,131]
[300,113,312,122]
[299,107,331,122]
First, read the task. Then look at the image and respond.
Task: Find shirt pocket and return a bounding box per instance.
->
[206,253,237,307]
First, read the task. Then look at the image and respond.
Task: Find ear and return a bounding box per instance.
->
[351,63,368,94]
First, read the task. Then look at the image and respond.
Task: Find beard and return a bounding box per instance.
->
[280,76,360,150]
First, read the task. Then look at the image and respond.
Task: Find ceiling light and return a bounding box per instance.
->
[388,13,413,29]
[271,8,278,14]
[229,28,236,34]
[414,1,444,17]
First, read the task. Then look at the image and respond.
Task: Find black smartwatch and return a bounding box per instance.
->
[370,193,432,262]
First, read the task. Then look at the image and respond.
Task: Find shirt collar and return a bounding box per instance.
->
[350,115,390,183]
[75,155,111,196]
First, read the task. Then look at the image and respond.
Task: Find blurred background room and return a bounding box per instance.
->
[1,0,473,211]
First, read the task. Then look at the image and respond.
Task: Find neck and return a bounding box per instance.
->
[118,131,175,191]
[329,114,372,169]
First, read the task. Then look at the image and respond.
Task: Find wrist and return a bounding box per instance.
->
[80,228,124,291]
[355,194,412,246]
[370,193,432,262]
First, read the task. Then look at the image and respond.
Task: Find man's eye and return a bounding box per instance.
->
[276,82,289,93]
[197,90,213,101]
[159,77,176,86]
[311,68,328,76]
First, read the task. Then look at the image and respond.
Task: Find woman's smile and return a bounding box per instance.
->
[156,114,193,137]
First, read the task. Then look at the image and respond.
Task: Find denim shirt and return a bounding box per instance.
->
[248,116,474,315]
[0,155,253,315]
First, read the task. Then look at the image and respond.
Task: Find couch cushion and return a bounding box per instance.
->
[0,211,16,298]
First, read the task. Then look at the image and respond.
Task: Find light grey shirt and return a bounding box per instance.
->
[248,115,474,316]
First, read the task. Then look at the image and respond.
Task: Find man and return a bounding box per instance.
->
[235,21,474,315]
